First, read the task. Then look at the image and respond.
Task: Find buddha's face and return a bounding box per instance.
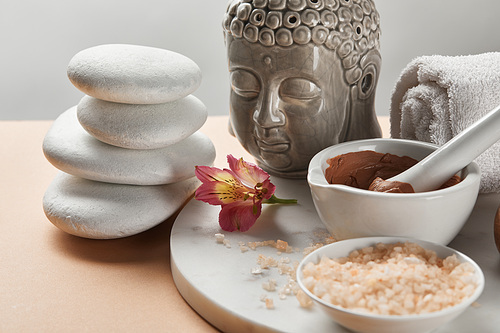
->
[227,37,350,177]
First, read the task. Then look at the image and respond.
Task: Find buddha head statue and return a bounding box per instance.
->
[223,0,382,178]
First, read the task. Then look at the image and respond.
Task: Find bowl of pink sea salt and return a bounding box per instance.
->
[296,236,484,333]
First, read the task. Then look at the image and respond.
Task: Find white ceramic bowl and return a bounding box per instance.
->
[296,236,485,333]
[307,139,481,245]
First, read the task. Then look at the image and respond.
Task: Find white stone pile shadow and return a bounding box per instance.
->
[42,44,216,239]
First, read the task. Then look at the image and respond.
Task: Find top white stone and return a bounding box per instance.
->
[67,44,202,104]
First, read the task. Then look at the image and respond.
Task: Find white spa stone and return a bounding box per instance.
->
[67,44,202,104]
[43,106,216,185]
[43,172,200,239]
[77,94,207,149]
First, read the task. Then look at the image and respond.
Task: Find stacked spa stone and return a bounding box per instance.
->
[42,44,215,239]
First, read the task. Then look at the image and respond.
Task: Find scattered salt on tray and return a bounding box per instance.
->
[213,233,336,309]
[301,241,479,315]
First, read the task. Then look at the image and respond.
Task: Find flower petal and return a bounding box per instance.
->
[218,200,262,232]
[195,180,249,205]
[260,179,276,200]
[227,155,270,187]
[195,165,238,184]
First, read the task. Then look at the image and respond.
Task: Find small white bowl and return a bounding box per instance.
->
[296,236,485,333]
[307,139,481,245]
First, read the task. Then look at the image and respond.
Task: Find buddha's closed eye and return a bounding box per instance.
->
[230,69,260,99]
[280,78,321,101]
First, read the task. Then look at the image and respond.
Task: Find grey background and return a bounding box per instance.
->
[1,0,499,120]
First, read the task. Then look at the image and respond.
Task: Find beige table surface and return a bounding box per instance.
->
[0,116,388,332]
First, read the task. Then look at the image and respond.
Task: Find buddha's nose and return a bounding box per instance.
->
[252,89,285,128]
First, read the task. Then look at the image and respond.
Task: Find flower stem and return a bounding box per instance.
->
[263,194,297,205]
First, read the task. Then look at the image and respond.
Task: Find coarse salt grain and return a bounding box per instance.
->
[214,233,225,244]
[262,279,277,292]
[257,254,278,269]
[265,298,274,309]
[251,267,263,275]
[214,233,231,248]
[301,242,479,315]
[296,290,313,308]
[238,242,249,253]
[260,295,275,309]
[278,278,300,300]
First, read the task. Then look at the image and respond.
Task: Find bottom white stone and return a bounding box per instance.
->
[43,172,199,239]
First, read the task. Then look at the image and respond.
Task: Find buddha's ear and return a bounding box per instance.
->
[346,49,382,140]
[355,49,382,100]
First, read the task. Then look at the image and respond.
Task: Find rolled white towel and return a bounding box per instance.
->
[390,53,500,193]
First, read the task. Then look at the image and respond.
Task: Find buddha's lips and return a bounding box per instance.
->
[256,140,290,153]
[253,129,290,153]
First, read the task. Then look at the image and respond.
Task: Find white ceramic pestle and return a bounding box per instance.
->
[388,104,500,192]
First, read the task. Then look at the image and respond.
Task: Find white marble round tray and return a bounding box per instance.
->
[170,178,500,332]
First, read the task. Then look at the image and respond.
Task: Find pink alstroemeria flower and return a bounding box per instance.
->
[195,155,296,232]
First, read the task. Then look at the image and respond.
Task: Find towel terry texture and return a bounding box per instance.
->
[390,52,500,193]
